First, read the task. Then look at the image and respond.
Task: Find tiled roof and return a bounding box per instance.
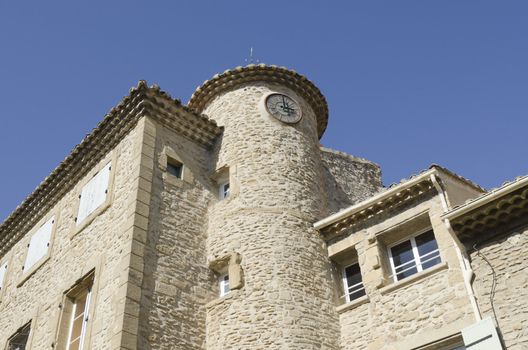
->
[0,81,222,258]
[387,164,484,192]
[443,174,528,239]
[188,64,329,139]
[446,175,528,216]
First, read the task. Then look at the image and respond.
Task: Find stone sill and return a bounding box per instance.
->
[17,255,51,288]
[336,295,369,314]
[379,262,448,295]
[205,289,240,309]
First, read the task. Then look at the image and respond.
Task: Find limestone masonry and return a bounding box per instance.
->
[0,65,526,349]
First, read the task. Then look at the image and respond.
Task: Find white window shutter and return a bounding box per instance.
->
[77,162,111,224]
[0,261,7,291]
[24,216,54,271]
[462,317,503,349]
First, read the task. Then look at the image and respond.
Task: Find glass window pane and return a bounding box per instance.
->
[344,263,365,301]
[391,240,417,280]
[345,264,362,288]
[220,275,230,296]
[167,163,182,178]
[74,293,87,318]
[69,338,81,350]
[8,323,30,350]
[70,316,84,342]
[415,230,441,270]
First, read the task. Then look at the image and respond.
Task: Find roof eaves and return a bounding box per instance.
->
[0,81,223,258]
[188,64,329,139]
[314,168,437,231]
[442,174,528,221]
[0,82,149,257]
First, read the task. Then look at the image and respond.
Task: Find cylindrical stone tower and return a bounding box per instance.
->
[189,65,340,349]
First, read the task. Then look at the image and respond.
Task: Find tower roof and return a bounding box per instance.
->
[188,64,329,138]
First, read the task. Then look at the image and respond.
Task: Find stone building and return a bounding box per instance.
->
[0,64,525,349]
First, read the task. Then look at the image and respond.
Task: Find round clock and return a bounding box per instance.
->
[265,93,302,124]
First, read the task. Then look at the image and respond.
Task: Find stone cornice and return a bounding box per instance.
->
[318,174,436,237]
[315,165,484,236]
[188,64,329,139]
[0,81,222,258]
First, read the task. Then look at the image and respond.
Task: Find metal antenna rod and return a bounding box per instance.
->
[245,47,259,64]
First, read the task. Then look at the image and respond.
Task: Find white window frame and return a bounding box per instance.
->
[341,261,366,303]
[219,274,230,297]
[66,286,92,350]
[219,181,230,200]
[387,228,441,282]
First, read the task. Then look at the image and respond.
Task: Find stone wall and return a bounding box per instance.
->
[469,224,528,349]
[0,122,144,349]
[329,193,475,350]
[203,83,341,349]
[137,118,216,349]
[320,147,382,215]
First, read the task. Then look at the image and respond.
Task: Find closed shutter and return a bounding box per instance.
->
[24,216,54,271]
[0,261,7,291]
[77,162,111,224]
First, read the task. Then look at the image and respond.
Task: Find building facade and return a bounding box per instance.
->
[0,65,525,349]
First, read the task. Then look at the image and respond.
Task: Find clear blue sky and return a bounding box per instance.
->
[1,1,527,221]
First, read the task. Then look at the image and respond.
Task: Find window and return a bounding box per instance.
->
[219,274,230,297]
[342,262,366,302]
[23,216,54,272]
[219,181,230,200]
[0,260,7,292]
[7,322,31,350]
[388,230,441,282]
[66,286,92,350]
[166,159,183,179]
[77,162,111,225]
[57,273,94,350]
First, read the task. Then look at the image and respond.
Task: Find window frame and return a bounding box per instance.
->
[341,261,366,303]
[166,159,183,179]
[55,271,96,350]
[387,228,441,283]
[218,181,230,200]
[6,322,32,350]
[65,284,93,350]
[219,274,230,297]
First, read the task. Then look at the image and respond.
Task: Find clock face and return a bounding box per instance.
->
[265,93,302,124]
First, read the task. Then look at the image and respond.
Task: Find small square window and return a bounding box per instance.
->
[342,262,366,302]
[7,322,31,350]
[167,160,183,179]
[388,230,441,282]
[219,274,230,297]
[219,182,230,200]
